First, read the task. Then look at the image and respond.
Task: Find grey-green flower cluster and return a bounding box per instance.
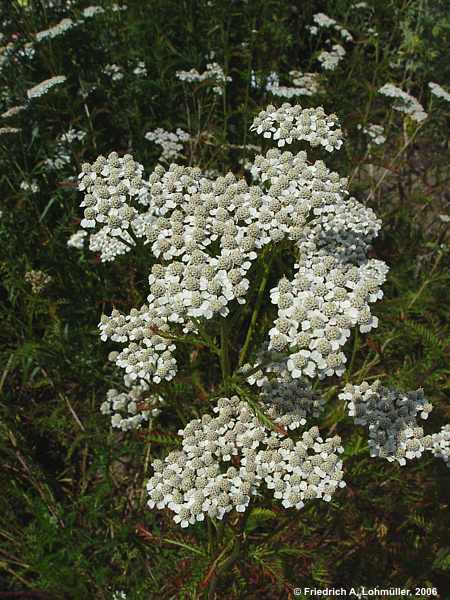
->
[340,381,449,467]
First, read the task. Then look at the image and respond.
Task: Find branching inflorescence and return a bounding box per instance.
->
[75,101,449,528]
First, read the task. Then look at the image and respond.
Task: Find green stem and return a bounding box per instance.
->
[207,511,248,600]
[220,319,231,392]
[407,251,443,310]
[345,329,359,383]
[367,119,426,202]
[238,247,273,367]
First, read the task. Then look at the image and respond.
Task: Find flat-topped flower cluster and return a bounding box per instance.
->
[145,128,190,163]
[74,101,448,528]
[147,394,345,527]
[378,83,427,123]
[176,61,231,95]
[266,71,322,99]
[76,102,388,391]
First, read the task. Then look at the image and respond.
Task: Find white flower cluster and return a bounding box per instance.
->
[317,45,346,71]
[176,62,231,95]
[19,43,36,61]
[81,6,106,18]
[0,44,11,70]
[59,127,86,145]
[378,84,427,123]
[268,250,386,381]
[99,306,177,383]
[290,71,321,95]
[340,381,449,467]
[145,128,190,162]
[44,148,71,172]
[67,229,87,249]
[104,64,124,82]
[25,269,52,294]
[133,61,147,77]
[35,18,75,42]
[308,13,353,42]
[250,103,343,150]
[0,126,21,136]
[78,104,387,387]
[1,105,26,119]
[427,425,450,467]
[147,395,345,527]
[27,75,66,100]
[266,71,321,99]
[428,82,450,103]
[0,39,35,72]
[309,13,353,42]
[78,152,150,262]
[312,12,337,29]
[20,180,39,193]
[100,380,163,431]
[357,123,386,146]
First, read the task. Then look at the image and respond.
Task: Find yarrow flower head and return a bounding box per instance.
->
[378,83,427,123]
[27,75,66,99]
[77,152,149,261]
[25,270,52,294]
[147,395,345,527]
[81,6,106,19]
[145,128,190,162]
[250,102,343,150]
[67,229,87,249]
[357,123,386,147]
[310,13,353,42]
[0,126,21,136]
[176,61,231,95]
[428,82,450,103]
[1,105,26,119]
[78,103,387,389]
[104,64,124,81]
[266,71,322,98]
[100,378,163,431]
[35,18,75,42]
[133,60,147,77]
[59,127,86,144]
[20,179,39,193]
[317,44,346,71]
